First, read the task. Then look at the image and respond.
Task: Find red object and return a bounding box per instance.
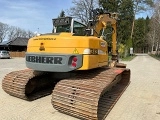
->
[72,57,78,62]
[71,57,78,67]
[72,62,77,67]
[114,69,123,74]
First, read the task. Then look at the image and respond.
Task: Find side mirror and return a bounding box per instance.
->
[86,29,94,36]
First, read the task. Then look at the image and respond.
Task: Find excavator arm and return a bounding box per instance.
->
[87,9,119,64]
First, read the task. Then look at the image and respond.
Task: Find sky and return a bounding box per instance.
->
[0,0,73,33]
[0,0,149,34]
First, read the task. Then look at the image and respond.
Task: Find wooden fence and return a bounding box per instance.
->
[9,51,26,57]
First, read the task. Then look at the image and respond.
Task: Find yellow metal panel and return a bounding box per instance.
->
[78,55,108,70]
[28,36,102,50]
[27,33,108,70]
[78,55,98,70]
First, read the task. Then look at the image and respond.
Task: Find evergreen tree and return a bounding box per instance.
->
[99,0,120,12]
[59,10,65,17]
[99,0,134,56]
[133,18,146,52]
[118,0,134,44]
[145,16,150,33]
[99,0,134,45]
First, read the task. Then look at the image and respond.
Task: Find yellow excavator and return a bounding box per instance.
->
[2,9,130,120]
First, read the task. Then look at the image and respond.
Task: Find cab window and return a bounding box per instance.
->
[56,24,71,33]
[73,21,86,36]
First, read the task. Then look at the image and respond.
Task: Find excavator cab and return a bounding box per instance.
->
[52,17,86,36]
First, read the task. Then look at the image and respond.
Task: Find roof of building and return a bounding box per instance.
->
[0,40,12,45]
[0,37,29,46]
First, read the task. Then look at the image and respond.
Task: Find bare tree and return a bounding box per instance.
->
[147,0,160,54]
[0,22,9,42]
[27,30,34,38]
[153,1,160,54]
[7,26,16,41]
[147,18,158,52]
[7,26,34,41]
[67,0,99,25]
[0,21,34,42]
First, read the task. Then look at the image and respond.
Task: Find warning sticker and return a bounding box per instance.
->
[73,48,79,54]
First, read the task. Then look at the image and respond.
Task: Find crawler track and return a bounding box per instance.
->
[51,67,130,120]
[2,69,55,101]
[2,67,130,119]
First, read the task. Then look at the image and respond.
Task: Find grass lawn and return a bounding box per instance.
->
[149,54,160,61]
[121,55,136,61]
[108,55,136,61]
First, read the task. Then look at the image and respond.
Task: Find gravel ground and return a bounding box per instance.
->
[0,55,160,120]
